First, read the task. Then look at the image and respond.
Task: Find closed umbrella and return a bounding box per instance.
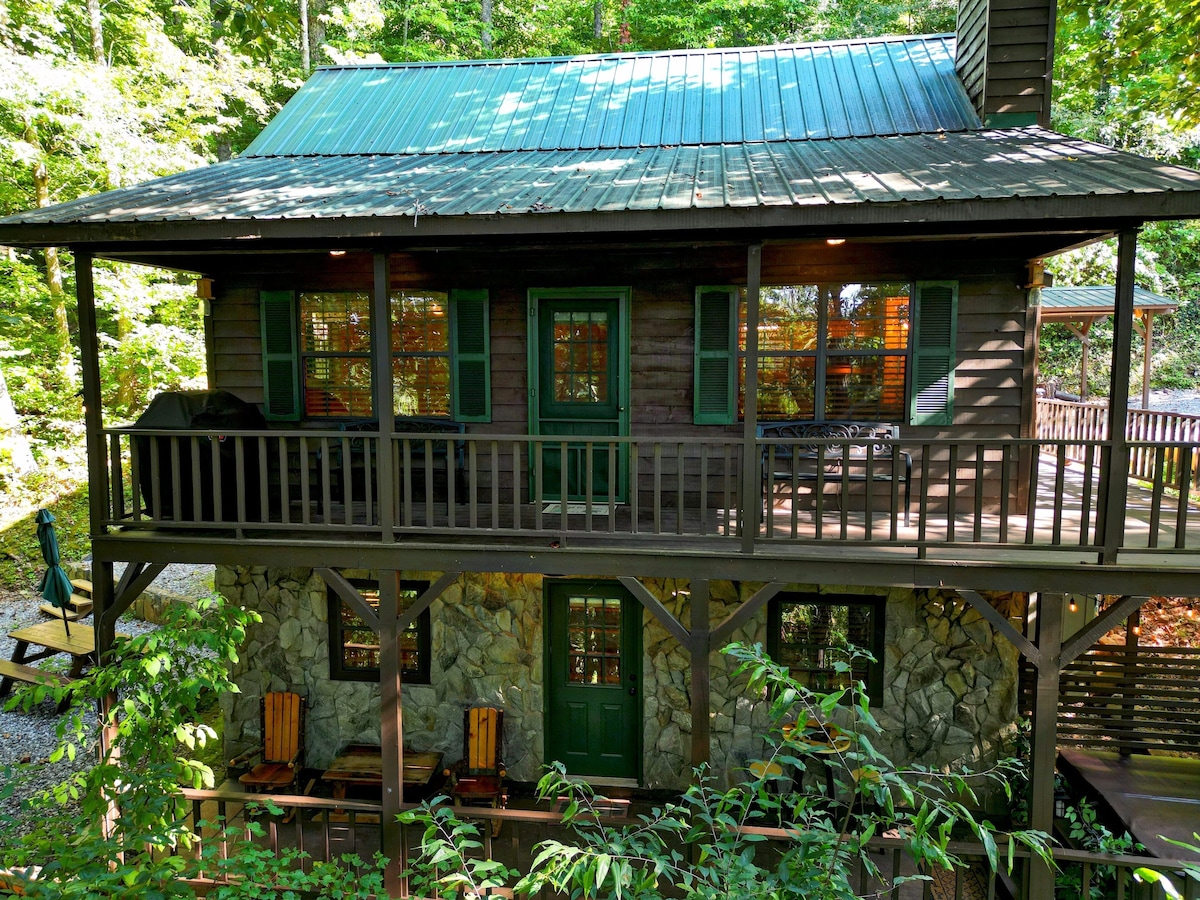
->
[35,508,73,637]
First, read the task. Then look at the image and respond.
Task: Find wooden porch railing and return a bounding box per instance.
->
[1059,645,1200,755]
[174,789,1200,899]
[1038,398,1200,494]
[100,427,1200,558]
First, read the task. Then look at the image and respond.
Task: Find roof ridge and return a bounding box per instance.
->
[310,33,956,72]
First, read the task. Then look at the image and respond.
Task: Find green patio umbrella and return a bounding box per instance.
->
[35,508,73,636]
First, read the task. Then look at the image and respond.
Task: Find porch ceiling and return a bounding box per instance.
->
[2,128,1199,249]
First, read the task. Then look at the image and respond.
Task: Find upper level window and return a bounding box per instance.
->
[261,288,490,423]
[738,283,910,421]
[391,292,451,417]
[693,281,957,427]
[328,580,431,684]
[301,291,372,416]
[767,593,885,703]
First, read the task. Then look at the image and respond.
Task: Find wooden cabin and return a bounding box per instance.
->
[3,4,1200,895]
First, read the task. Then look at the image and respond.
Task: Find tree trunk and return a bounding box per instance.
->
[300,0,311,73]
[309,0,327,67]
[86,0,104,63]
[0,363,36,476]
[594,1,603,40]
[481,0,493,50]
[26,127,76,385]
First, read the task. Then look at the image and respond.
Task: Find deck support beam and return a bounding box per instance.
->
[75,249,120,838]
[689,581,711,771]
[1099,229,1138,564]
[710,582,783,650]
[1027,590,1063,899]
[618,576,690,645]
[378,571,405,897]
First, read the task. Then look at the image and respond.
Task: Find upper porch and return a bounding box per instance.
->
[92,420,1200,591]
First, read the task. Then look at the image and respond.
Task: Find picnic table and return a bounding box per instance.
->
[0,620,116,699]
[321,744,443,800]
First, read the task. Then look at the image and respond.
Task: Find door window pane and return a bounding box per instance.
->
[552,311,609,403]
[566,596,622,685]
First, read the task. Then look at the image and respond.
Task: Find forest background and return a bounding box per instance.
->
[0,0,1198,557]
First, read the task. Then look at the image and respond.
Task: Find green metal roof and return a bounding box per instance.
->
[7,129,1200,234]
[244,35,979,156]
[1040,286,1177,316]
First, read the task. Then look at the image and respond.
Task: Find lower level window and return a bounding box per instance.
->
[329,580,431,684]
[767,593,884,702]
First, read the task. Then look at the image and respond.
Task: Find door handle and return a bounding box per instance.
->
[628,687,637,696]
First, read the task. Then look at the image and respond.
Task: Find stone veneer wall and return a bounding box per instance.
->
[218,567,1020,791]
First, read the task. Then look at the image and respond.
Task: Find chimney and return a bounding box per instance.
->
[954,0,1057,128]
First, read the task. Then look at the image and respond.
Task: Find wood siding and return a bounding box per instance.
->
[955,0,990,114]
[953,0,1055,126]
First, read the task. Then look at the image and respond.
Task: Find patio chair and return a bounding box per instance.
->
[230,691,307,793]
[445,706,507,835]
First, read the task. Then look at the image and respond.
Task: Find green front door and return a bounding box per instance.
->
[530,291,629,503]
[545,581,641,780]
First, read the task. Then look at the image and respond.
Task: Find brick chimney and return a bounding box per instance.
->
[955,0,1057,128]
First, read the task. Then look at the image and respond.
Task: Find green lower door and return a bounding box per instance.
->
[545,582,641,780]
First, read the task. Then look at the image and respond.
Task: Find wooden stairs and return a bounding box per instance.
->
[39,578,94,621]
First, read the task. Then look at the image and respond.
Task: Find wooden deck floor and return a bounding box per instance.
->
[1059,748,1200,861]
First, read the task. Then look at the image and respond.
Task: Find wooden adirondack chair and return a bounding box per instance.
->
[445,706,507,835]
[231,691,307,793]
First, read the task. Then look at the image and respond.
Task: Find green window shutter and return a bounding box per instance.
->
[694,287,737,425]
[260,290,300,421]
[450,289,490,422]
[908,281,959,426]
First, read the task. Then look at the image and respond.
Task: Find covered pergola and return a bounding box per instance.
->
[1037,285,1177,407]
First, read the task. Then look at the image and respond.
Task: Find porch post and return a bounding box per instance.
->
[74,250,110,540]
[740,243,763,553]
[1133,311,1153,409]
[372,253,395,539]
[378,571,405,896]
[1028,590,1063,899]
[74,249,120,832]
[689,580,711,770]
[1098,229,1137,564]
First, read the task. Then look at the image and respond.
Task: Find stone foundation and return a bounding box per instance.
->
[218,568,1021,791]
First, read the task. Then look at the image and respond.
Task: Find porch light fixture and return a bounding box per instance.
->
[1054,787,1069,819]
[329,249,347,257]
[826,238,846,246]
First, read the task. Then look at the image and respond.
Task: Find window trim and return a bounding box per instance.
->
[328,579,432,684]
[766,592,886,704]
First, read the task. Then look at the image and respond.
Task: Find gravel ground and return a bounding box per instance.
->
[0,564,214,837]
[1147,389,1200,416]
